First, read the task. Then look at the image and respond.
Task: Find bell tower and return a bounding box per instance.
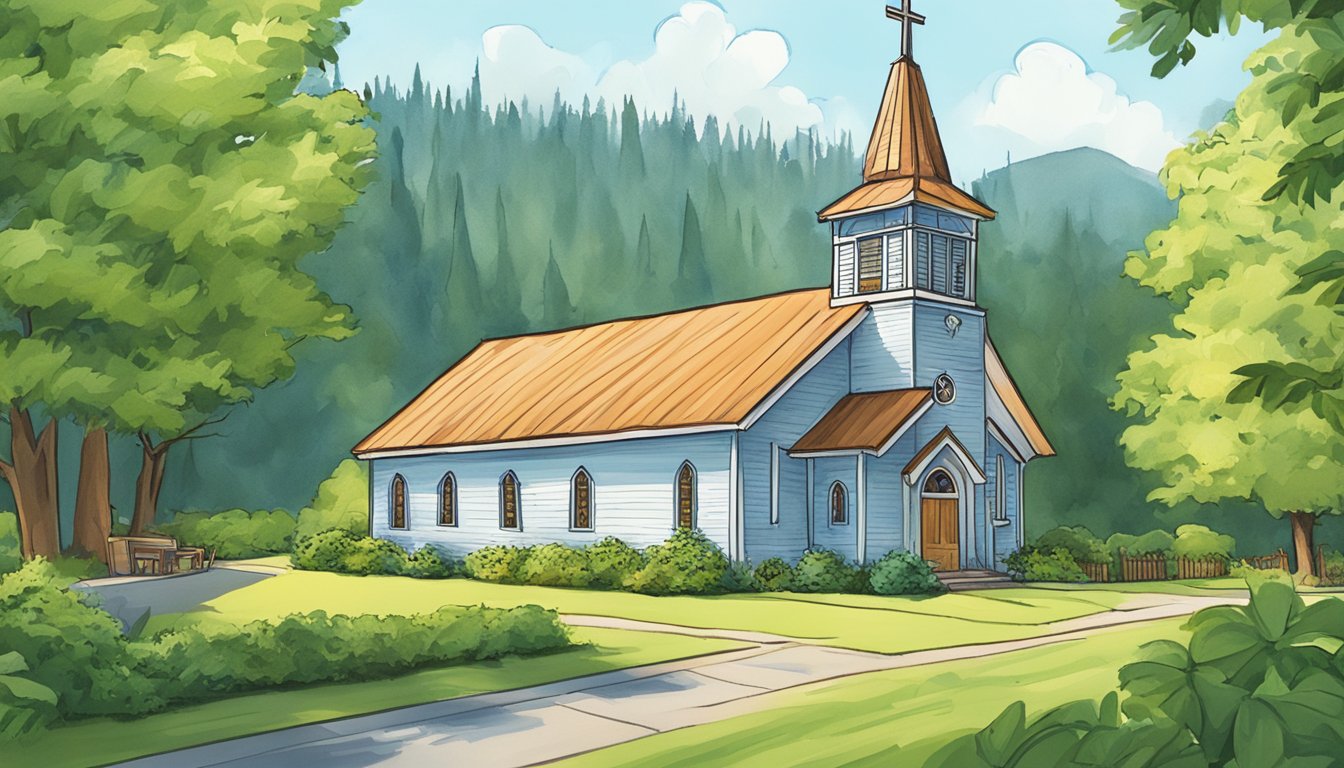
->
[818,0,994,309]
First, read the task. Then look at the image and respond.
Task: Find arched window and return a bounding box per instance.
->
[830,482,848,525]
[500,471,521,530]
[438,473,457,526]
[923,468,957,495]
[571,468,593,530]
[675,462,696,529]
[390,474,407,530]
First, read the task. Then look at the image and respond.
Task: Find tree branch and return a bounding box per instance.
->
[158,412,231,452]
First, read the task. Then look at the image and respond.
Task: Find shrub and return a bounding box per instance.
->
[1320,548,1344,585]
[295,460,369,541]
[465,545,532,583]
[626,528,728,595]
[520,543,592,588]
[404,546,455,579]
[160,508,296,559]
[291,529,362,572]
[1105,529,1174,558]
[792,549,865,593]
[136,604,569,700]
[341,537,411,576]
[0,560,161,719]
[1033,526,1109,564]
[719,560,759,593]
[1170,524,1235,561]
[585,537,643,589]
[753,557,795,592]
[930,572,1344,767]
[868,550,942,595]
[1005,547,1087,582]
[0,513,21,575]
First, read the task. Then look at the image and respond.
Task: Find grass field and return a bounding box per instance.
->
[552,619,1191,768]
[151,568,1194,654]
[8,627,742,768]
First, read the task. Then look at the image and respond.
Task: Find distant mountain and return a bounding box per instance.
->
[975,147,1171,249]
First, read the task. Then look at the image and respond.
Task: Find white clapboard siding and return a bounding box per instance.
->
[372,432,733,556]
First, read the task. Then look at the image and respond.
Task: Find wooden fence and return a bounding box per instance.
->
[1080,562,1110,583]
[1176,556,1228,580]
[1243,549,1290,572]
[1120,552,1169,582]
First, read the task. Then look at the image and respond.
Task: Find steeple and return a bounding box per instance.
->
[821,3,992,307]
[819,3,993,222]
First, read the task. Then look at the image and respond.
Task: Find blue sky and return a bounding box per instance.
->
[336,0,1270,179]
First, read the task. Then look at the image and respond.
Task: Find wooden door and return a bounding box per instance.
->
[921,498,960,571]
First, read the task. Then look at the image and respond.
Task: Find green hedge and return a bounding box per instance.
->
[1005,547,1088,583]
[1010,524,1238,582]
[0,559,569,741]
[294,530,946,596]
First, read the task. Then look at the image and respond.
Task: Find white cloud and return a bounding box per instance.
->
[966,41,1180,171]
[477,2,831,138]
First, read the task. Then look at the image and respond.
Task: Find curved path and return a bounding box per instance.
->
[116,593,1245,768]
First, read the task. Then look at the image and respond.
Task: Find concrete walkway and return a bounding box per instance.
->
[116,593,1245,768]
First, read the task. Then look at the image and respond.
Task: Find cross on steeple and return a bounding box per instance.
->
[885,0,926,60]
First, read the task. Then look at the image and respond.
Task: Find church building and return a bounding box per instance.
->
[354,6,1054,572]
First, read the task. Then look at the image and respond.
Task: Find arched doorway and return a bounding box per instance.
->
[921,468,959,571]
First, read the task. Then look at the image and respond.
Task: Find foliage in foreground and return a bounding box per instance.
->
[0,559,568,741]
[926,573,1344,766]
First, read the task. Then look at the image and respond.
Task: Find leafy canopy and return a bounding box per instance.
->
[0,0,376,437]
[1112,24,1344,516]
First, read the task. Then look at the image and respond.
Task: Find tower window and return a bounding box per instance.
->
[857,236,883,293]
[915,230,971,299]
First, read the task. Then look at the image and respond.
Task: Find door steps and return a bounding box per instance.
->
[936,569,1016,591]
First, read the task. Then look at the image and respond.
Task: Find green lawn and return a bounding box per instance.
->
[158,569,1170,654]
[553,618,1190,768]
[9,627,742,768]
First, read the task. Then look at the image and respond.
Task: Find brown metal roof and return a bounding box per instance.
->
[791,388,932,454]
[354,289,867,455]
[986,338,1055,457]
[819,57,994,221]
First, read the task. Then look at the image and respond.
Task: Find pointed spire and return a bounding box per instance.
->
[862,58,951,183]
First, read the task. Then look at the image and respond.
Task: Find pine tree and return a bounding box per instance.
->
[489,189,527,337]
[542,245,578,329]
[619,97,645,179]
[672,194,712,306]
[636,214,655,277]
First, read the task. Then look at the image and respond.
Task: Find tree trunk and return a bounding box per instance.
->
[1,407,60,560]
[131,437,169,534]
[71,426,112,563]
[1290,511,1318,581]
